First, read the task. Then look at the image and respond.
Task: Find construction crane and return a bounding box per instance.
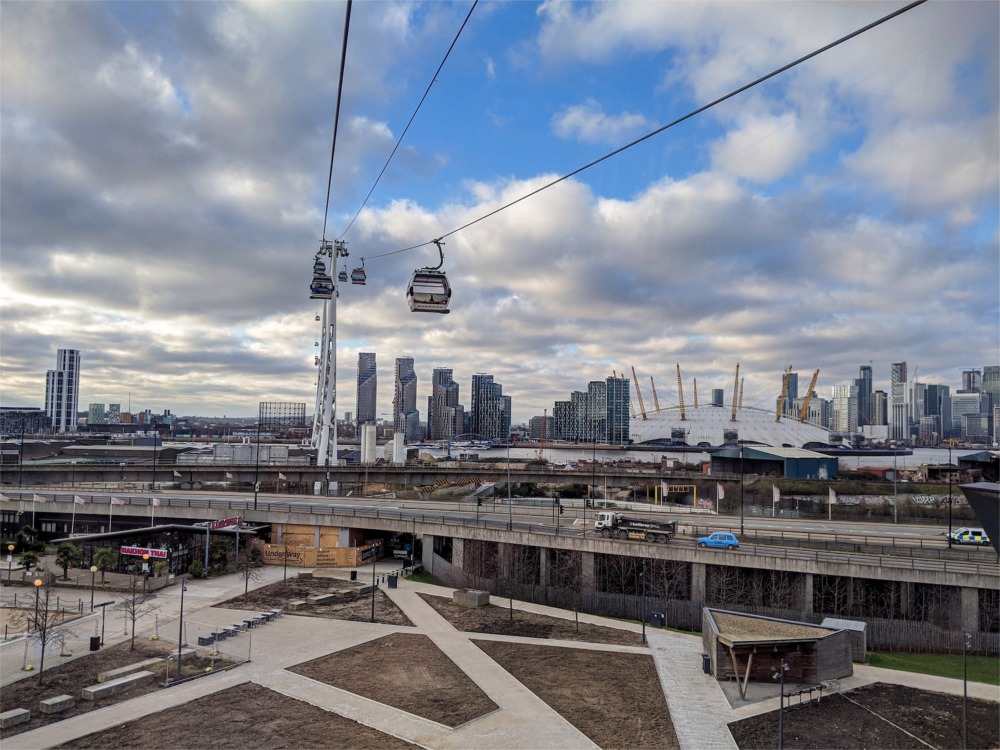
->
[739,377,745,410]
[632,366,647,420]
[677,364,687,421]
[798,368,821,422]
[692,378,698,409]
[731,363,740,421]
[650,376,661,413]
[614,370,637,419]
[776,365,792,422]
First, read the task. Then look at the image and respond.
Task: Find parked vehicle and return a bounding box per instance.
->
[594,512,677,543]
[947,527,991,546]
[697,532,739,550]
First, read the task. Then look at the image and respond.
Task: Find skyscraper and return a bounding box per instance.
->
[785,372,799,417]
[890,362,908,441]
[470,373,510,441]
[355,352,377,425]
[856,364,872,426]
[831,384,858,434]
[393,357,420,441]
[962,369,982,391]
[606,376,631,444]
[586,381,607,442]
[428,368,463,440]
[982,365,999,411]
[45,348,80,433]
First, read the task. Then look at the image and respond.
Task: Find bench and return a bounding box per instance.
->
[98,658,164,683]
[0,709,30,729]
[82,671,156,701]
[39,695,74,714]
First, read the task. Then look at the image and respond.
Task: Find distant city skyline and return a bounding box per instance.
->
[1,3,996,425]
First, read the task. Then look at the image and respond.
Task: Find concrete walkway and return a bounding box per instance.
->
[3,566,998,750]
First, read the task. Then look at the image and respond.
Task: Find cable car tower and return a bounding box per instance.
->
[310,239,350,485]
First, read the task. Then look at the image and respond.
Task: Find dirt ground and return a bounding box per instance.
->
[214,575,413,626]
[288,632,498,727]
[0,640,230,739]
[476,640,679,750]
[418,592,644,646]
[59,682,420,749]
[729,682,1000,749]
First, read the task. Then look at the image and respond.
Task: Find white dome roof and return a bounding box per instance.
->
[629,405,831,448]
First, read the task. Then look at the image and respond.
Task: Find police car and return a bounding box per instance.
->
[948,527,991,546]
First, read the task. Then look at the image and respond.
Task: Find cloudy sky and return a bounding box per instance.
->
[2,0,997,424]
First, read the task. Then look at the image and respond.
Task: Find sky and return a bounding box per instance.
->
[1,0,997,424]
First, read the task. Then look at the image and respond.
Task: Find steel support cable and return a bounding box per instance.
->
[365,0,928,260]
[338,0,479,241]
[320,0,354,245]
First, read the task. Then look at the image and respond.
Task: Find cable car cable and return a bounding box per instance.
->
[363,0,928,262]
[320,0,354,246]
[338,0,479,242]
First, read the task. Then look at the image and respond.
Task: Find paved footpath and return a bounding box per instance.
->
[4,568,998,750]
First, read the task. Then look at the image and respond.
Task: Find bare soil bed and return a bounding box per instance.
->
[59,682,420,749]
[419,592,643,645]
[288,631,498,726]
[476,640,680,750]
[215,576,413,626]
[729,682,1000,749]
[0,640,232,739]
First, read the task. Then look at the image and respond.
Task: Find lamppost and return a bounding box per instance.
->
[947,444,953,549]
[640,559,647,645]
[506,436,513,532]
[71,460,77,488]
[893,449,898,524]
[90,565,98,611]
[6,544,14,582]
[370,542,378,623]
[142,553,150,592]
[739,442,745,536]
[177,574,188,681]
[33,577,43,631]
[963,631,971,749]
[773,658,789,750]
[253,405,262,511]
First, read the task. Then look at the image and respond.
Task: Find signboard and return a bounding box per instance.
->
[120,546,168,559]
[211,516,243,530]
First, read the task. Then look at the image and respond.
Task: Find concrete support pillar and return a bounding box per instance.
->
[960,587,979,634]
[451,538,465,571]
[800,573,814,614]
[581,551,596,592]
[691,562,707,603]
[899,582,912,619]
[539,547,549,587]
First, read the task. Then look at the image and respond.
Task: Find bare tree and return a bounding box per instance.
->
[238,547,264,603]
[550,548,583,631]
[119,575,160,650]
[8,570,75,684]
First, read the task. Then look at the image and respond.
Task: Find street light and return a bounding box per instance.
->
[506,437,513,532]
[640,559,647,645]
[177,574,189,681]
[947,444,953,549]
[89,565,98,611]
[7,544,14,582]
[33,577,43,631]
[370,542,378,623]
[142,553,150,592]
[739,442,745,536]
[963,631,971,750]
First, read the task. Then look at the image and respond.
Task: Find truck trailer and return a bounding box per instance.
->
[594,512,677,543]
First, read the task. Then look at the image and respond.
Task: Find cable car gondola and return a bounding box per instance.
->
[351,258,367,285]
[310,255,334,299]
[407,239,451,314]
[338,268,348,283]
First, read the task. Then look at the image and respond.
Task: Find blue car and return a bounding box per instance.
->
[697,532,739,550]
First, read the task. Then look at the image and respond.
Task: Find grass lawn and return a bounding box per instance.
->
[869,652,1000,686]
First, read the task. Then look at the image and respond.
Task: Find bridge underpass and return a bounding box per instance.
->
[3,492,997,651]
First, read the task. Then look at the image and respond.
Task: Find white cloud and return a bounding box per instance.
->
[552,99,652,145]
[710,111,810,183]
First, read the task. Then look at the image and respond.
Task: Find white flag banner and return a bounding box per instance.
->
[111,497,125,506]
[0,493,10,502]
[173,470,182,478]
[772,485,781,505]
[74,495,86,505]
[33,493,46,503]
[152,498,160,507]
[225,472,234,479]
[716,483,725,501]
[279,472,287,480]
[829,487,837,505]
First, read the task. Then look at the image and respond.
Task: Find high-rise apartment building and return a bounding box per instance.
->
[45,348,80,433]
[890,362,908,441]
[784,372,799,416]
[585,381,607,442]
[553,400,572,441]
[871,390,888,426]
[393,357,420,441]
[831,384,858,434]
[355,353,377,425]
[982,365,1000,411]
[606,376,630,444]
[107,403,121,425]
[951,390,986,438]
[428,368,463,440]
[469,373,510,441]
[856,365,872,426]
[87,403,106,425]
[962,369,982,391]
